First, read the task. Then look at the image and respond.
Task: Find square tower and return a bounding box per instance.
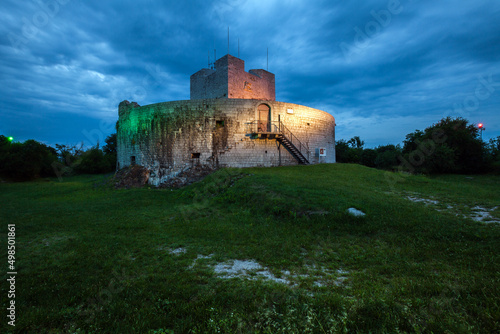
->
[190,54,275,100]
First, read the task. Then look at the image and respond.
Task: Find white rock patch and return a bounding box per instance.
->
[175,250,350,288]
[213,259,349,287]
[347,208,365,217]
[168,247,187,255]
[406,196,439,205]
[403,192,499,224]
[471,206,500,223]
[214,260,290,284]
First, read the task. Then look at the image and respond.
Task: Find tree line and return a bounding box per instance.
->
[0,134,117,181]
[336,117,500,174]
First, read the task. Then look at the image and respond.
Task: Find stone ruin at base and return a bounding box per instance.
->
[117,54,336,186]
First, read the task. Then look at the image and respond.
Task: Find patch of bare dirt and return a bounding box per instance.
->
[114,165,150,189]
[158,164,217,188]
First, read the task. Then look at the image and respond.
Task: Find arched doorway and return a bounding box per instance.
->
[258,104,270,132]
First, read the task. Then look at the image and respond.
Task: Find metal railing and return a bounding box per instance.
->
[245,120,280,134]
[246,120,309,162]
[278,121,309,162]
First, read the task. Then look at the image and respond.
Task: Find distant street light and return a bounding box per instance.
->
[478,123,485,140]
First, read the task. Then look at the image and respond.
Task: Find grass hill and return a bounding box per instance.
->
[1,164,499,333]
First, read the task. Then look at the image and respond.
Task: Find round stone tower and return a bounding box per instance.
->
[117,54,336,185]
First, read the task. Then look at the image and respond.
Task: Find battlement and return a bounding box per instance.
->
[190,54,275,100]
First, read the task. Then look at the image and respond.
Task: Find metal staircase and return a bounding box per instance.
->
[247,121,310,164]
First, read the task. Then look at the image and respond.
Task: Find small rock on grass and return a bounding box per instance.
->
[347,208,365,217]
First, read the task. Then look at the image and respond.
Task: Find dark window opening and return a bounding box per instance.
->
[191,153,201,167]
[131,156,136,165]
[216,120,225,128]
[265,150,268,154]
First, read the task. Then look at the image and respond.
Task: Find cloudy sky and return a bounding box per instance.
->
[1,0,500,148]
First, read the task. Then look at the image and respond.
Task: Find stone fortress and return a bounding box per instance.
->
[117,54,336,186]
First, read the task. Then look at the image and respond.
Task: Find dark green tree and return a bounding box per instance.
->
[487,136,500,159]
[103,133,117,155]
[336,136,365,163]
[374,144,401,170]
[361,148,377,167]
[402,117,485,174]
[485,136,500,173]
[74,145,116,174]
[55,143,84,166]
[335,139,350,163]
[0,137,58,181]
[103,133,117,171]
[348,136,364,149]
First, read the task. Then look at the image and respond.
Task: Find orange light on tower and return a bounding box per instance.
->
[478,123,485,140]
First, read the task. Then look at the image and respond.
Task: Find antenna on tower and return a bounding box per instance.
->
[267,48,269,71]
[227,27,230,55]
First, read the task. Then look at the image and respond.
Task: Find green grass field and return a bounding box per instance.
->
[1,164,499,333]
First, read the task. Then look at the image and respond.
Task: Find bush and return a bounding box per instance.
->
[0,133,118,181]
[335,139,351,163]
[374,145,401,170]
[336,137,364,163]
[73,147,115,174]
[484,136,500,173]
[0,136,58,181]
[360,148,377,167]
[337,139,401,171]
[52,133,117,176]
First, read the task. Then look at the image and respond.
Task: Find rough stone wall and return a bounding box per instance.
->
[190,55,275,101]
[190,66,228,100]
[117,99,335,186]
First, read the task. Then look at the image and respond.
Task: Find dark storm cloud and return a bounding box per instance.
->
[1,0,499,147]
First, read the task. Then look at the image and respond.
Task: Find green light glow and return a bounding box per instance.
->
[7,136,13,142]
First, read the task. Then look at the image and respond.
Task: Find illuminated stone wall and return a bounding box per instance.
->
[190,55,275,101]
[117,99,335,186]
